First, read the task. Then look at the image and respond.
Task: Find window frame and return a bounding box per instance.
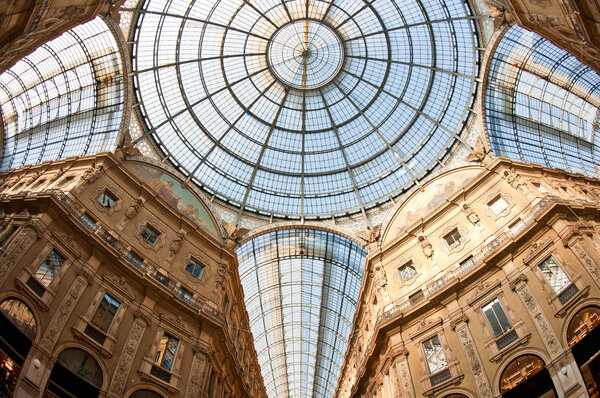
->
[90,293,121,333]
[482,298,513,338]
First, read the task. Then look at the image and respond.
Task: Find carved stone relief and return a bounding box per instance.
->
[455,322,493,398]
[0,228,36,286]
[514,283,561,358]
[395,355,415,398]
[40,275,88,351]
[570,239,600,288]
[109,316,148,396]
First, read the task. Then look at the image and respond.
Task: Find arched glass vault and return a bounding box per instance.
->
[486,25,600,176]
[131,0,479,219]
[236,229,366,398]
[0,17,124,171]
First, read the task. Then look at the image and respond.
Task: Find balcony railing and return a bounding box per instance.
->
[48,189,225,325]
[378,195,561,326]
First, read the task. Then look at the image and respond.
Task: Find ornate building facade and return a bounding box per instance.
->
[337,158,600,398]
[0,0,599,397]
[0,153,268,398]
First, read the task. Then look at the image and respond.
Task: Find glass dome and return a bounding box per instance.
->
[132,0,479,218]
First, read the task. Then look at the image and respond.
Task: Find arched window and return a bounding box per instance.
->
[567,306,600,347]
[129,389,163,398]
[0,298,37,340]
[56,348,103,389]
[500,355,548,394]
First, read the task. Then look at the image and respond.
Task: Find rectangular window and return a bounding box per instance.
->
[443,228,462,249]
[482,299,512,338]
[488,194,509,216]
[34,249,65,287]
[538,256,571,293]
[97,190,116,209]
[422,335,447,374]
[155,333,179,371]
[398,261,417,282]
[91,294,120,332]
[141,225,159,245]
[509,218,525,234]
[186,259,204,278]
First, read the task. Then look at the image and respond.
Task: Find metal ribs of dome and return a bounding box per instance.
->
[131,0,479,219]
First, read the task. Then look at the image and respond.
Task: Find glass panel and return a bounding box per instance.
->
[34,249,65,287]
[141,226,159,245]
[566,306,600,347]
[98,191,116,209]
[237,229,366,398]
[488,195,508,215]
[91,294,120,332]
[486,25,600,177]
[185,260,203,278]
[132,0,479,218]
[399,262,416,282]
[0,18,124,171]
[155,334,179,371]
[482,299,512,338]
[422,335,447,374]
[0,298,37,340]
[56,348,103,388]
[538,256,570,293]
[500,354,545,393]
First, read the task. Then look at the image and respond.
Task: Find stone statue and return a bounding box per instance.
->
[465,135,494,166]
[126,198,143,219]
[355,224,382,251]
[461,203,480,226]
[222,221,250,249]
[418,235,434,260]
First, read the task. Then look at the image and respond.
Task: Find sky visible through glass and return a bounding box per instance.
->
[132,0,479,219]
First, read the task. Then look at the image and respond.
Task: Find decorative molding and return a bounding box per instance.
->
[522,238,554,265]
[101,273,136,302]
[509,273,528,291]
[109,317,148,396]
[159,313,192,337]
[409,317,443,340]
[92,185,122,215]
[514,283,561,358]
[455,323,493,398]
[467,279,502,307]
[40,275,88,351]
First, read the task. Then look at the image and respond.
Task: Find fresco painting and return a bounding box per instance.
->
[125,162,219,236]
[383,168,484,244]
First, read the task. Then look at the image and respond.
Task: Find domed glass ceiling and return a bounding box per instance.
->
[132,0,479,218]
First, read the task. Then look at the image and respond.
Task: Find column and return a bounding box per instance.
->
[392,350,415,398]
[108,311,150,397]
[452,318,493,398]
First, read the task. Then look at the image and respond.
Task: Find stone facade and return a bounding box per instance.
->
[336,158,599,398]
[0,153,267,398]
